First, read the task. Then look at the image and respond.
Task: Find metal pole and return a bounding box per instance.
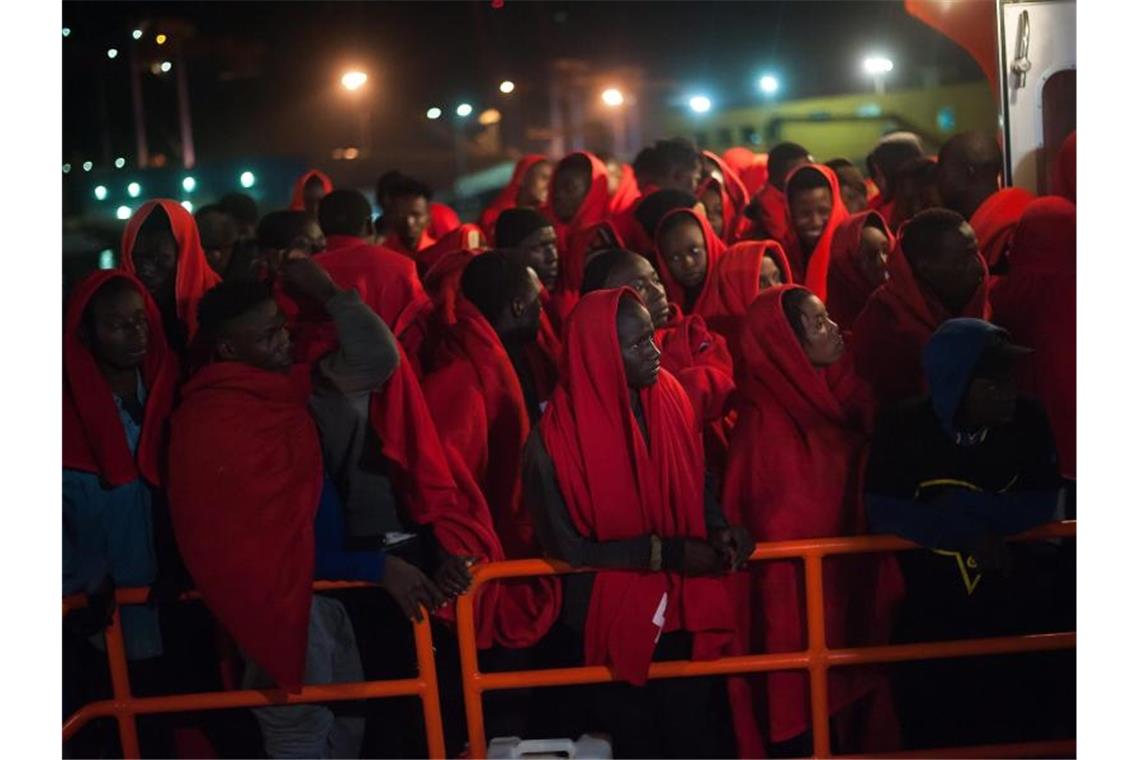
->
[128,43,149,168]
[174,40,195,169]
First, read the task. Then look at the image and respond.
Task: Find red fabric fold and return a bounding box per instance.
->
[539,289,737,683]
[851,239,991,406]
[289,169,333,211]
[826,211,896,332]
[608,163,641,218]
[63,271,178,487]
[970,187,1035,270]
[428,202,462,240]
[722,286,904,744]
[168,362,321,692]
[701,150,752,244]
[653,208,727,314]
[120,199,221,340]
[784,163,851,301]
[990,197,1076,478]
[480,154,549,239]
[753,183,791,251]
[656,313,735,426]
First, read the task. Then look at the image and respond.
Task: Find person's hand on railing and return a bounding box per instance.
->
[665,538,726,577]
[65,576,117,638]
[710,525,756,571]
[435,554,477,599]
[380,556,449,622]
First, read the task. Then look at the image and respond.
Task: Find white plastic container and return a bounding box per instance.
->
[485,734,613,759]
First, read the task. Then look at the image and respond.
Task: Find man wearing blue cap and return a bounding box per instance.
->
[865,317,1074,749]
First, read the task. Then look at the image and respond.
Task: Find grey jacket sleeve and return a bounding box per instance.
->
[316,289,400,395]
[522,431,654,569]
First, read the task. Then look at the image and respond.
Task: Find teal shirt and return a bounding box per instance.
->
[63,374,162,660]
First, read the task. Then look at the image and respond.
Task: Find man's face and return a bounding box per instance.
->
[85,286,149,372]
[759,255,784,290]
[858,225,891,285]
[520,161,553,207]
[790,186,834,252]
[217,299,293,373]
[659,217,708,290]
[552,165,590,222]
[699,186,725,239]
[504,276,542,343]
[792,293,845,367]
[915,223,985,315]
[665,159,702,194]
[516,226,559,290]
[617,299,661,389]
[839,178,868,214]
[132,228,178,304]
[960,367,1018,429]
[605,255,670,330]
[389,195,430,250]
[604,159,624,195]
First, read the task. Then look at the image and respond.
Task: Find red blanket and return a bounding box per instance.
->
[289,169,333,211]
[991,197,1076,478]
[63,271,178,487]
[653,208,726,314]
[752,182,791,250]
[428,202,461,240]
[826,210,896,332]
[722,286,904,744]
[120,199,221,340]
[543,151,612,294]
[608,163,641,217]
[783,164,851,301]
[168,362,321,692]
[850,239,991,407]
[479,154,549,239]
[701,150,752,244]
[970,187,1035,271]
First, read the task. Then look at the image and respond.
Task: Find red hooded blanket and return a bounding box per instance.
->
[783,164,851,301]
[826,211,896,332]
[653,208,727,315]
[970,187,1035,272]
[479,154,549,239]
[289,169,334,211]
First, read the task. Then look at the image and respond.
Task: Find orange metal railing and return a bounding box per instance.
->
[62,581,446,759]
[455,521,1076,759]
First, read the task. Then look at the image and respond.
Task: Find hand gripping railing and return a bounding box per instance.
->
[62,581,446,759]
[455,521,1076,759]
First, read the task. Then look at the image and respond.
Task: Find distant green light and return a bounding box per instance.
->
[240,170,256,188]
[99,249,115,270]
[94,185,108,201]
[116,205,132,220]
[127,182,141,198]
[114,157,126,169]
[181,176,196,192]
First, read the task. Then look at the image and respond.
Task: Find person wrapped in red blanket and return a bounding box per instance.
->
[479,154,552,239]
[851,208,990,407]
[289,169,333,215]
[722,284,904,754]
[825,210,894,332]
[523,288,762,758]
[653,207,726,315]
[783,163,851,299]
[743,142,810,245]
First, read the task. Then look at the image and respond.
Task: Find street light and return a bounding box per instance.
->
[478,108,502,126]
[82,161,93,172]
[341,70,368,91]
[114,157,126,168]
[107,48,119,59]
[116,206,132,220]
[94,185,108,201]
[160,61,172,73]
[426,107,442,120]
[601,88,624,107]
[182,176,196,192]
[132,29,143,40]
[688,95,712,114]
[180,201,194,212]
[127,182,141,198]
[155,34,167,45]
[863,55,894,95]
[499,80,515,94]
[456,103,473,118]
[62,27,71,37]
[62,163,72,174]
[240,171,256,188]
[759,74,779,96]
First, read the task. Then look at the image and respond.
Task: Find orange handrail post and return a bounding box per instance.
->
[454,521,1075,760]
[63,582,447,759]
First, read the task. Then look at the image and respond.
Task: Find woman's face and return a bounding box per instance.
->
[759,255,784,290]
[659,218,708,290]
[794,293,844,367]
[699,186,724,239]
[858,225,891,285]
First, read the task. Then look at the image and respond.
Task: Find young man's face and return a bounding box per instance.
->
[960,367,1018,429]
[551,165,590,223]
[605,255,670,330]
[915,224,985,315]
[789,186,833,252]
[132,228,178,304]
[617,299,661,389]
[520,161,553,207]
[217,299,293,373]
[85,285,149,372]
[388,194,430,250]
[514,226,559,290]
[659,217,708,290]
[665,159,702,195]
[699,186,725,239]
[759,255,784,290]
[792,293,844,367]
[858,225,891,285]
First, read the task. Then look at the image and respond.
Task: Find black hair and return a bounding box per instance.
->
[256,210,311,250]
[580,247,641,295]
[385,174,433,203]
[558,153,592,178]
[654,137,700,173]
[196,280,275,344]
[218,193,259,227]
[900,208,968,269]
[867,138,925,186]
[460,252,534,324]
[635,189,697,236]
[632,146,665,185]
[318,189,372,236]
[824,157,855,171]
[938,131,1003,176]
[375,170,405,207]
[655,209,699,243]
[781,287,813,346]
[768,142,811,185]
[195,204,238,250]
[83,276,140,334]
[786,166,831,202]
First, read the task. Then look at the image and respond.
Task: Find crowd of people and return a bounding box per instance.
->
[63,128,1077,758]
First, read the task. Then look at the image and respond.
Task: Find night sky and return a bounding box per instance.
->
[62,1,983,181]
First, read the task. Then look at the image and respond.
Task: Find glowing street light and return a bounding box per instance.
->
[114,157,126,168]
[180,201,194,212]
[601,88,624,107]
[127,182,141,198]
[688,95,712,114]
[240,171,256,188]
[341,70,368,91]
[155,33,167,45]
[160,61,172,73]
[499,80,515,94]
[181,176,196,192]
[82,161,93,172]
[99,249,115,270]
[456,103,473,118]
[132,29,143,40]
[106,48,119,59]
[94,185,108,201]
[62,27,71,37]
[863,55,894,95]
[62,163,72,174]
[426,107,442,120]
[759,74,780,96]
[116,205,133,220]
[478,108,502,126]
